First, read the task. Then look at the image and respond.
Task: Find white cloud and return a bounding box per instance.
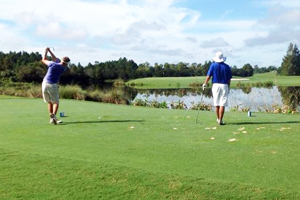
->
[259,7,300,27]
[14,11,39,25]
[36,22,88,40]
[259,0,300,8]
[130,20,166,32]
[244,6,300,47]
[150,47,192,58]
[0,0,299,67]
[200,37,229,48]
[245,29,300,47]
[0,23,27,50]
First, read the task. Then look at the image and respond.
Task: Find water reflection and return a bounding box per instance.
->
[131,86,300,112]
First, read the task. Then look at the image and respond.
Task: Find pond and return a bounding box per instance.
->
[129,86,300,112]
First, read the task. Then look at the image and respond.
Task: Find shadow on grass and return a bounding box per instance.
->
[63,120,145,125]
[228,121,300,125]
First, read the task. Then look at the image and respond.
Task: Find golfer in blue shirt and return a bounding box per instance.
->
[203,52,232,125]
[42,47,70,125]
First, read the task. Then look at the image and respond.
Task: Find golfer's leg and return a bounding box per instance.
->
[219,106,225,121]
[53,103,59,115]
[215,106,220,120]
[50,84,60,115]
[48,103,53,114]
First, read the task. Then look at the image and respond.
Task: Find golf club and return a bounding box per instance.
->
[195,91,204,124]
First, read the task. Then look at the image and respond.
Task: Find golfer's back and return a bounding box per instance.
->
[207,62,232,85]
[44,62,66,84]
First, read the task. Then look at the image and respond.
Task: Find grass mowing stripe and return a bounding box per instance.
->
[1,96,300,198]
[1,149,299,199]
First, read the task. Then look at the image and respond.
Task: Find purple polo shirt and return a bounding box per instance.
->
[44,59,66,84]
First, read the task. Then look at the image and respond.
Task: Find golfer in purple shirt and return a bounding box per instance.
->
[203,52,232,125]
[42,47,70,125]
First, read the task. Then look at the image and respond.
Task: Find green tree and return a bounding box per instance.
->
[137,62,151,78]
[176,62,190,77]
[279,43,300,76]
[15,61,46,83]
[242,63,254,77]
[231,65,239,76]
[200,61,211,76]
[163,63,176,77]
[153,63,163,77]
[294,44,300,75]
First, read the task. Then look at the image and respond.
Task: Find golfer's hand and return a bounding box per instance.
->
[202,83,207,90]
[45,47,50,52]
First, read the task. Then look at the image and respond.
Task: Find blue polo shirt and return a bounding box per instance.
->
[44,61,66,84]
[207,62,232,84]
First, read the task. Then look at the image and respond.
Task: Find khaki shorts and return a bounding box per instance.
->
[42,82,60,104]
[212,83,229,106]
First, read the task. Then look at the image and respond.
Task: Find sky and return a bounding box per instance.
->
[0,0,300,67]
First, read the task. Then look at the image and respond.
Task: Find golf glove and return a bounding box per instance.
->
[202,83,207,90]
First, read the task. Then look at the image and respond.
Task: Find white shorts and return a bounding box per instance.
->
[42,81,60,104]
[212,83,229,106]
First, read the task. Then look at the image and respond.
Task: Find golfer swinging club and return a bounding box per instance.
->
[42,47,70,125]
[202,52,232,125]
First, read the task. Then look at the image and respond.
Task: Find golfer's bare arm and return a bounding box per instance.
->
[204,76,211,85]
[42,47,52,65]
[47,49,57,61]
[42,48,49,65]
[228,79,231,88]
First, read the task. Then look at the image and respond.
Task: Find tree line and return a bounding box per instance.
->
[2,47,294,87]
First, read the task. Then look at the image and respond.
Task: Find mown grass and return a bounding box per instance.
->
[126,71,300,89]
[1,96,300,199]
[126,76,205,89]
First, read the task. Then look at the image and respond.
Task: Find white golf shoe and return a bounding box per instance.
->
[50,114,63,125]
[217,119,226,125]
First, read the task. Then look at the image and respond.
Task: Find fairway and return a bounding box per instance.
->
[1,96,300,199]
[126,72,300,89]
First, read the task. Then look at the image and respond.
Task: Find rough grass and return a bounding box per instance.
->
[1,96,300,199]
[0,84,130,104]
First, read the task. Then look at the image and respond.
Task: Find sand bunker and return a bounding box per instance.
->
[231,78,249,81]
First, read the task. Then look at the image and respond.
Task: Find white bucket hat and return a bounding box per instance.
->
[212,52,226,63]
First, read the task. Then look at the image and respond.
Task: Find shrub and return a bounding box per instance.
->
[0,83,41,98]
[188,82,201,87]
[272,104,298,114]
[236,82,242,88]
[252,82,263,87]
[113,79,125,87]
[133,99,148,106]
[263,81,274,88]
[190,102,212,111]
[59,85,86,100]
[86,90,103,102]
[160,101,168,109]
[85,88,130,105]
[25,85,42,98]
[170,100,187,109]
[189,82,209,88]
[102,88,129,104]
[133,99,188,109]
